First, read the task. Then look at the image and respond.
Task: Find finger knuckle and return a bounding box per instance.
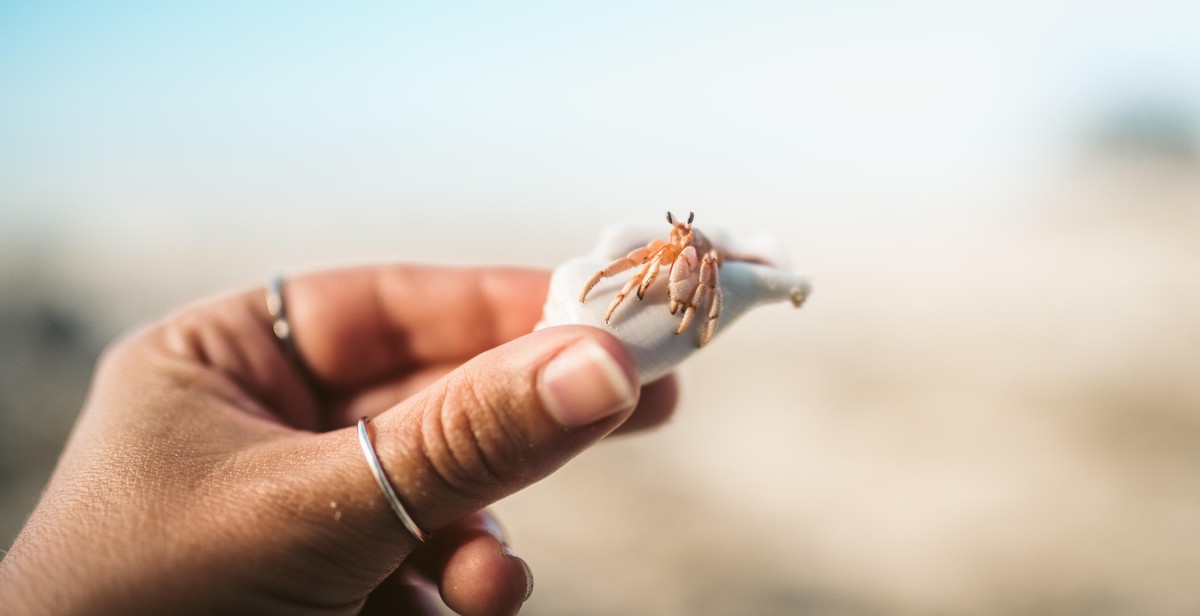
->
[418,378,532,502]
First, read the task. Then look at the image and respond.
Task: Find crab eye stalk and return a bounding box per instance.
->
[687,211,695,226]
[666,211,674,225]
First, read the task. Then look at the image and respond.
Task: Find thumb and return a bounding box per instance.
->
[364,323,640,528]
[287,325,639,593]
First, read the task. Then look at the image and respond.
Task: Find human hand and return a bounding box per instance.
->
[0,266,677,615]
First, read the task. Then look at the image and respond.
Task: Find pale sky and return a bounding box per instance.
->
[2,1,1197,242]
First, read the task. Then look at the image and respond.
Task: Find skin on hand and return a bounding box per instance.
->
[0,266,677,616]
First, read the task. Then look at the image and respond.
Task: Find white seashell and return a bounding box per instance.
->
[538,219,811,383]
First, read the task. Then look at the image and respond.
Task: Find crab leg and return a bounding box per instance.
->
[579,242,660,303]
[667,246,699,315]
[605,259,655,323]
[636,245,674,300]
[677,251,723,347]
[719,250,771,266]
[676,252,713,335]
[698,251,722,348]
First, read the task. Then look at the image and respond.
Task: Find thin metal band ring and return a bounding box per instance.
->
[266,272,297,359]
[357,417,429,542]
[269,276,426,541]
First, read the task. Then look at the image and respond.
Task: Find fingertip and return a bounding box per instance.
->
[439,533,531,616]
[538,332,639,430]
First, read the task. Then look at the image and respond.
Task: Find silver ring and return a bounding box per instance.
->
[357,417,429,542]
[266,272,297,355]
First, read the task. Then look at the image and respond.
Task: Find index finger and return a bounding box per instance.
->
[285,265,549,389]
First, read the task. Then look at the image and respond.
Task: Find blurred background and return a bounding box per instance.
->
[2,1,1199,614]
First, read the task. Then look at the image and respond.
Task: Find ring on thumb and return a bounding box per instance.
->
[302,325,639,577]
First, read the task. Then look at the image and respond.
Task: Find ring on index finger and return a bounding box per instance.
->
[266,272,304,368]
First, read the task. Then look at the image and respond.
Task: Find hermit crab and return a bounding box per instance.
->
[579,211,766,348]
[539,212,810,382]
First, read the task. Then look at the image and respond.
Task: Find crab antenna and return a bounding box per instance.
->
[666,211,674,225]
[687,211,695,225]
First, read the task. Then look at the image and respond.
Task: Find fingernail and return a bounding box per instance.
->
[502,546,535,602]
[538,339,637,429]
